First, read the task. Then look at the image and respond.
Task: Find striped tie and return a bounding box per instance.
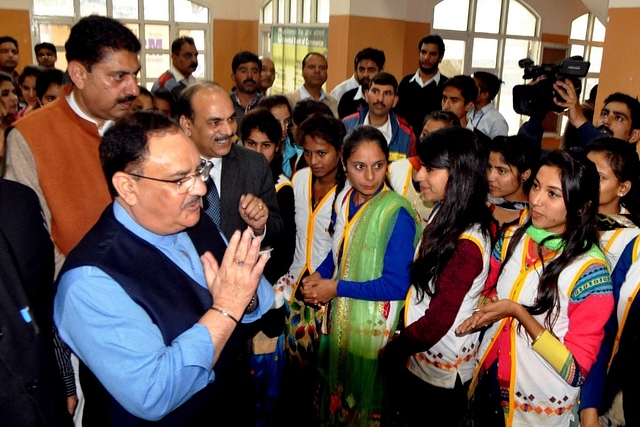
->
[204,174,221,228]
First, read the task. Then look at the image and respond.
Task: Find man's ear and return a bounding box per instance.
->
[464,100,474,113]
[179,115,192,136]
[67,60,88,90]
[392,95,399,109]
[112,172,138,206]
[630,129,640,143]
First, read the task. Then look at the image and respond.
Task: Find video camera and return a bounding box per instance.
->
[512,56,590,117]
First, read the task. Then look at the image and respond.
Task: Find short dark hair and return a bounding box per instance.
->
[171,37,195,55]
[422,110,461,127]
[232,51,261,74]
[585,137,640,216]
[302,52,326,69]
[35,68,64,100]
[418,35,445,57]
[34,42,56,55]
[258,95,292,115]
[443,75,478,105]
[603,92,640,130]
[176,81,223,122]
[368,72,398,93]
[65,16,141,71]
[152,87,177,116]
[240,108,282,148]
[472,71,503,101]
[18,65,42,86]
[489,135,540,193]
[0,71,14,85]
[292,99,333,126]
[0,36,18,49]
[100,111,180,197]
[354,48,385,71]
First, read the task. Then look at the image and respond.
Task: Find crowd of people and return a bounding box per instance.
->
[2,13,640,427]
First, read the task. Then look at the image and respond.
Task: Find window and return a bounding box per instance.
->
[259,0,329,94]
[433,0,540,133]
[32,0,211,88]
[569,13,604,103]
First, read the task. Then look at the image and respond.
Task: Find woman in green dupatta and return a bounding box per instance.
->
[301,126,421,426]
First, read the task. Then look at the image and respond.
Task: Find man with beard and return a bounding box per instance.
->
[152,36,198,100]
[259,56,276,95]
[230,51,262,129]
[395,35,448,139]
[0,36,20,82]
[337,47,385,118]
[286,52,338,117]
[554,79,640,152]
[342,72,415,161]
[177,82,283,247]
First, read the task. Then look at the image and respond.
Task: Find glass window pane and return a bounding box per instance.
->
[39,24,71,47]
[125,23,140,40]
[317,0,330,23]
[80,0,106,17]
[584,78,599,101]
[174,0,208,23]
[146,53,170,79]
[472,38,498,68]
[474,0,501,34]
[570,14,588,41]
[290,0,298,24]
[593,18,606,42]
[178,29,205,51]
[192,54,205,79]
[588,46,603,73]
[278,0,285,23]
[570,44,585,58]
[145,0,169,21]
[34,0,74,16]
[263,1,273,24]
[113,0,139,19]
[303,0,312,23]
[440,39,466,77]
[499,38,537,133]
[145,25,170,51]
[434,0,469,31]
[506,0,536,37]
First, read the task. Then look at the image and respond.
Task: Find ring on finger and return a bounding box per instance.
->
[234,259,244,266]
[258,202,264,210]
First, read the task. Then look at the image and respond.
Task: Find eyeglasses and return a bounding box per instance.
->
[37,53,55,59]
[127,160,212,194]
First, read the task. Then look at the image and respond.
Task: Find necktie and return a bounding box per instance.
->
[204,173,221,228]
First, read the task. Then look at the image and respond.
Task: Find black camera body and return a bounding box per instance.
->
[512,56,590,117]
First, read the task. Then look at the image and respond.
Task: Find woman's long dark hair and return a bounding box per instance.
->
[498,150,601,330]
[411,127,491,301]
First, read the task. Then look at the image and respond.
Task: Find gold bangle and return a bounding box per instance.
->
[211,306,239,324]
[531,329,546,347]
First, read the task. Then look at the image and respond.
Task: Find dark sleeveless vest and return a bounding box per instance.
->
[59,205,255,426]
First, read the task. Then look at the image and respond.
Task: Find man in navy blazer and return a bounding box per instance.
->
[0,178,72,426]
[177,81,283,247]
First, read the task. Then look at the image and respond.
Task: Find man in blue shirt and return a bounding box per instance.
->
[54,111,273,425]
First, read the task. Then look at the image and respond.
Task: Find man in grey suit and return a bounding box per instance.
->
[177,82,283,247]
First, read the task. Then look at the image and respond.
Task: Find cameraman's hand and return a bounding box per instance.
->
[553,79,587,128]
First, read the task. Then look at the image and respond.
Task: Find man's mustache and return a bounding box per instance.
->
[243,78,256,85]
[189,62,198,69]
[118,95,137,103]
[596,125,614,137]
